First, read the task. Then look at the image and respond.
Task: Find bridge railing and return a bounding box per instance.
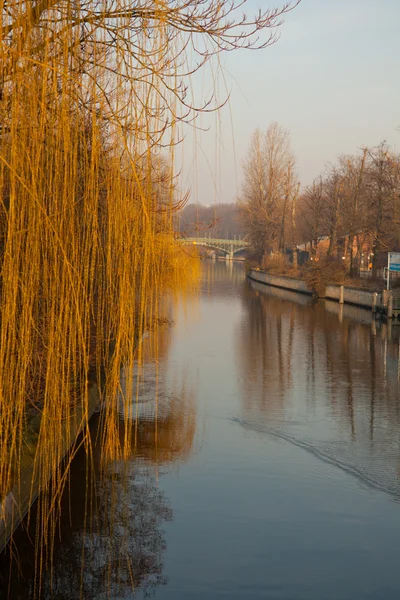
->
[177,237,249,248]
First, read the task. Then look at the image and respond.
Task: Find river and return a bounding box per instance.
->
[2,261,400,599]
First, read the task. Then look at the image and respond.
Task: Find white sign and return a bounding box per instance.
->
[389,252,400,272]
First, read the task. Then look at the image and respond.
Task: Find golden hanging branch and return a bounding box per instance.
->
[0,0,300,590]
[1,1,301,129]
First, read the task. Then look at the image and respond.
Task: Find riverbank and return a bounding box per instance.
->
[248,268,389,313]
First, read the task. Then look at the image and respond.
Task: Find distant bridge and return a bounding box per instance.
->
[178,237,249,260]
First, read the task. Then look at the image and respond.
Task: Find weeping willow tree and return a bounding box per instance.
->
[0,0,299,593]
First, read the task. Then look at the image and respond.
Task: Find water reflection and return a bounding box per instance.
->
[5,262,400,600]
[201,259,246,297]
[117,319,197,466]
[0,417,172,599]
[0,314,197,598]
[237,278,400,499]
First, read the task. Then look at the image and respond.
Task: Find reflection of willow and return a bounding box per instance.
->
[113,366,197,467]
[0,416,172,599]
[0,396,196,599]
[1,303,196,598]
[238,280,400,470]
[114,311,197,466]
[134,396,196,465]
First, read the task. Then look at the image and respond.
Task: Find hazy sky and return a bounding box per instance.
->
[179,0,400,205]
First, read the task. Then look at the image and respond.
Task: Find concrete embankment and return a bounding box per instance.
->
[324,284,382,309]
[247,270,311,295]
[248,269,384,312]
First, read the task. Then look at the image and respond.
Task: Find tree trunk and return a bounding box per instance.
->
[327,192,341,257]
[291,182,299,269]
[372,241,379,280]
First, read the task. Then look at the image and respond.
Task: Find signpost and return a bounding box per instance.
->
[387,252,400,289]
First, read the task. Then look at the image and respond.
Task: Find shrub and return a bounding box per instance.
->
[301,257,346,296]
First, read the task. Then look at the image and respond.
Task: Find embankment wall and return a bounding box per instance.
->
[248,269,382,311]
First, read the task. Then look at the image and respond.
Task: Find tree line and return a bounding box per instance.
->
[238,123,400,278]
[176,202,244,239]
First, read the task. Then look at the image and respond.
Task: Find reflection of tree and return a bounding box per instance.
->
[0,416,172,599]
[237,279,400,454]
[57,470,170,598]
[134,399,196,465]
[1,306,197,598]
[369,332,376,442]
[237,282,298,417]
[201,260,246,298]
[113,371,197,466]
[45,468,171,599]
[117,324,197,466]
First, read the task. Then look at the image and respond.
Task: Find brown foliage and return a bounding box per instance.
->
[301,257,346,297]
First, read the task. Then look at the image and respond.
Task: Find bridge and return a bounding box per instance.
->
[178,237,249,260]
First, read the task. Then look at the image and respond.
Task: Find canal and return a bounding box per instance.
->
[3,260,400,599]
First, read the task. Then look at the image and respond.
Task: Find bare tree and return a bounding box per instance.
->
[0,0,304,570]
[325,167,343,257]
[297,177,326,257]
[279,155,298,255]
[364,143,400,277]
[338,150,368,276]
[297,143,400,278]
[239,122,298,260]
[290,179,300,267]
[1,0,301,144]
[176,203,244,239]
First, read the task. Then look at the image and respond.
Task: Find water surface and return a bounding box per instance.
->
[3,261,400,599]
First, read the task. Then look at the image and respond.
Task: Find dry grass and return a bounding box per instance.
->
[260,255,383,295]
[342,277,383,291]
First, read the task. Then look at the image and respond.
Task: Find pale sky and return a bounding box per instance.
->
[178,0,400,205]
